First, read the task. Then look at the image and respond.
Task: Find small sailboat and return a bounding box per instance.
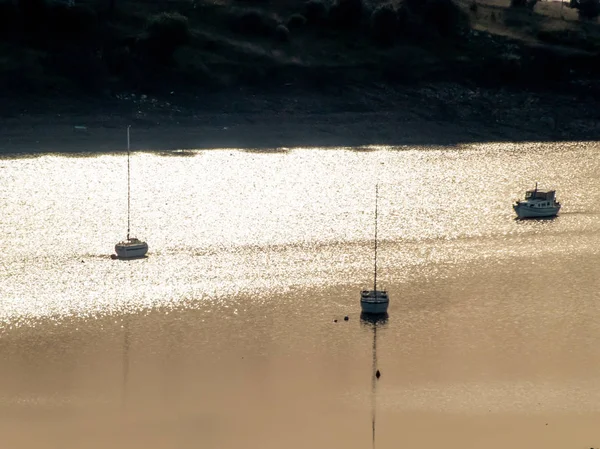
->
[114,126,148,259]
[513,182,561,219]
[361,184,389,315]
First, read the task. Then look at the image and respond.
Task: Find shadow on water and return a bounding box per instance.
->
[111,254,149,261]
[350,146,381,153]
[513,215,559,222]
[0,151,121,160]
[2,111,599,157]
[154,150,200,157]
[360,313,389,449]
[241,148,292,154]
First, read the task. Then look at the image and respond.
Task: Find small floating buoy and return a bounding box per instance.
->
[376,370,381,379]
[333,319,338,323]
[344,316,349,321]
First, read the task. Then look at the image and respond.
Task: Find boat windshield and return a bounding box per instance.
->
[525,190,555,201]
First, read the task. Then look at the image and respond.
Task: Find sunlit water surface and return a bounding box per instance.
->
[1,142,600,449]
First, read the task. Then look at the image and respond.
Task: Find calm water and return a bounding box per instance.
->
[1,142,600,449]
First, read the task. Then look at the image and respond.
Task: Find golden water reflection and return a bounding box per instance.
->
[1,142,600,449]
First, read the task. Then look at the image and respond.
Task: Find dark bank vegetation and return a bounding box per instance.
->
[0,0,599,104]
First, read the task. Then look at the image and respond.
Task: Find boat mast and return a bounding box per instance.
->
[374,183,378,293]
[127,125,131,241]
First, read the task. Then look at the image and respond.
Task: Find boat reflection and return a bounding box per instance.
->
[360,312,389,326]
[360,312,388,449]
[122,310,130,409]
[514,217,558,223]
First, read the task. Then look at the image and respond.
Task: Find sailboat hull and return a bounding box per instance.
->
[115,241,148,259]
[360,290,389,315]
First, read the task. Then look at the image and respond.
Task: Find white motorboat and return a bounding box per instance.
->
[360,184,389,315]
[513,183,561,219]
[114,126,148,259]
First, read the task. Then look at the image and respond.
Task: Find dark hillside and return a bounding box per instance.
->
[1,0,599,142]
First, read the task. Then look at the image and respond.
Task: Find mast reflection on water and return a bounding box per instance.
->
[360,313,389,449]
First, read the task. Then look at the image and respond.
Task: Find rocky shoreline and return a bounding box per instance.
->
[1,83,599,154]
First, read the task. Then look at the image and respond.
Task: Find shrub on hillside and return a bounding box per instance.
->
[0,1,18,37]
[103,44,132,76]
[48,4,99,39]
[399,0,468,38]
[305,0,328,24]
[230,9,280,37]
[3,49,48,92]
[329,0,365,29]
[18,0,47,29]
[395,0,461,37]
[147,12,191,47]
[510,0,538,8]
[10,0,99,41]
[145,12,191,65]
[370,4,398,46]
[53,47,107,90]
[275,24,290,41]
[287,13,307,29]
[423,0,469,36]
[577,0,600,18]
[394,2,423,37]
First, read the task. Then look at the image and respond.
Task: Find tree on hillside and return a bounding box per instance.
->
[570,0,600,19]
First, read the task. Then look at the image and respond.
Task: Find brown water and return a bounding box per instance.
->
[1,143,600,449]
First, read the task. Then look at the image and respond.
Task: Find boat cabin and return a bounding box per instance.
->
[525,189,556,202]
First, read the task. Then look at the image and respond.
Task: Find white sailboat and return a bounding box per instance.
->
[360,184,389,315]
[114,126,148,259]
